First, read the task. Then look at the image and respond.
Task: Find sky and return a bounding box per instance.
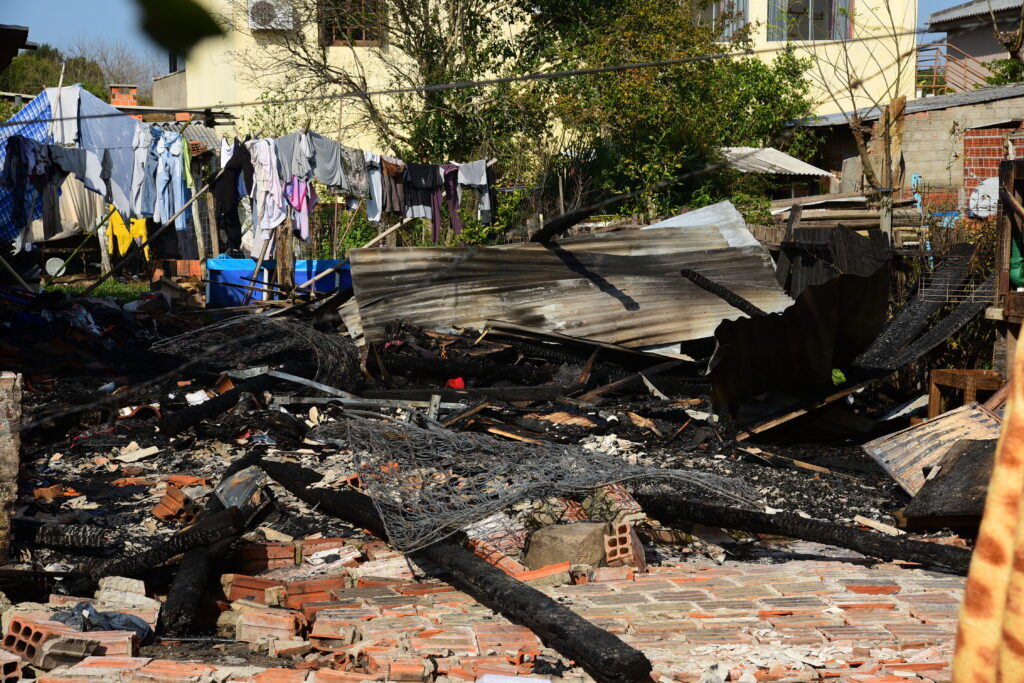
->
[0,0,979,59]
[1,0,162,58]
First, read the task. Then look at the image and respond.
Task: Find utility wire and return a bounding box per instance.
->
[2,25,931,129]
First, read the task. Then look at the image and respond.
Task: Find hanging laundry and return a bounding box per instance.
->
[177,135,200,260]
[405,163,444,241]
[78,88,137,220]
[0,92,50,242]
[246,137,287,236]
[1,136,48,239]
[442,163,463,236]
[45,86,80,145]
[458,159,494,224]
[364,151,383,222]
[107,206,149,259]
[275,131,344,186]
[380,156,406,214]
[220,137,234,168]
[130,123,157,218]
[42,145,89,239]
[153,130,185,228]
[339,145,368,199]
[285,176,319,241]
[211,140,254,251]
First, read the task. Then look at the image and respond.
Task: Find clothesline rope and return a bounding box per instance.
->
[0,27,923,128]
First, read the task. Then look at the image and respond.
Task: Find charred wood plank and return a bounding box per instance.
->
[636,494,970,574]
[87,507,243,580]
[255,458,652,683]
[681,268,767,318]
[12,521,111,550]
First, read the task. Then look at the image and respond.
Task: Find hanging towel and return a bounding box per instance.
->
[339,145,368,198]
[77,89,137,220]
[285,176,319,240]
[380,156,405,215]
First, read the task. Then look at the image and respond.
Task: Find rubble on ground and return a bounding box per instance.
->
[0,224,997,683]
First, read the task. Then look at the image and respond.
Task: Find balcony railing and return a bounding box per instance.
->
[917,43,993,95]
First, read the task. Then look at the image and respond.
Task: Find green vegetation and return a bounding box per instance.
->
[982,58,1024,86]
[0,44,108,101]
[47,279,150,302]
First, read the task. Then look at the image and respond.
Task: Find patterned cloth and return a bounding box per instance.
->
[0,93,52,241]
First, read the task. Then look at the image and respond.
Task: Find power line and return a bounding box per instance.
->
[1,26,929,128]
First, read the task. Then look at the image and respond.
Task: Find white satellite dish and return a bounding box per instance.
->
[45,257,66,277]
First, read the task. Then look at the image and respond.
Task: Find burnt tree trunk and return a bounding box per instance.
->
[636,494,971,574]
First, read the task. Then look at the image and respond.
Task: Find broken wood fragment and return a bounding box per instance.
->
[577,360,685,403]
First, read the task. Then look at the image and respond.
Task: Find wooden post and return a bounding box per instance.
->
[82,170,224,297]
[205,197,220,257]
[242,233,270,306]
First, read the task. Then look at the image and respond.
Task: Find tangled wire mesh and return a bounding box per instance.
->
[151,317,360,390]
[311,416,758,553]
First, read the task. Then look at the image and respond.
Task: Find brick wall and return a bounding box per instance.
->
[963,126,1017,196]
[859,96,1024,190]
[108,85,138,107]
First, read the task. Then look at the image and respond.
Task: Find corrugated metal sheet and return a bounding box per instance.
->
[721,147,833,177]
[178,121,220,154]
[641,200,756,247]
[804,83,1024,128]
[862,402,1003,495]
[346,220,794,348]
[928,0,1018,28]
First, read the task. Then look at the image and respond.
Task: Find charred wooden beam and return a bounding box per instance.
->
[361,386,574,402]
[87,507,243,580]
[158,376,274,436]
[577,360,684,403]
[12,521,111,550]
[680,268,767,318]
[255,458,652,683]
[159,456,260,635]
[636,494,971,574]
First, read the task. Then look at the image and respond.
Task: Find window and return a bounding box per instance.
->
[699,0,750,40]
[767,0,852,41]
[321,0,384,47]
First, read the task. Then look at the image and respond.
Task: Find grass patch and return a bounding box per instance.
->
[47,279,151,303]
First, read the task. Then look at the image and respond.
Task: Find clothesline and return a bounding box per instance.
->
[1,86,500,254]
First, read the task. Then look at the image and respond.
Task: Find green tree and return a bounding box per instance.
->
[518,0,815,216]
[0,44,108,101]
[983,57,1024,86]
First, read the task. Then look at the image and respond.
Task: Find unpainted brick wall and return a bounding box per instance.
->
[871,96,1024,189]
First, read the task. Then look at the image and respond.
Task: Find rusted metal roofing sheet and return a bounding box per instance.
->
[346,220,793,347]
[862,402,1003,495]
